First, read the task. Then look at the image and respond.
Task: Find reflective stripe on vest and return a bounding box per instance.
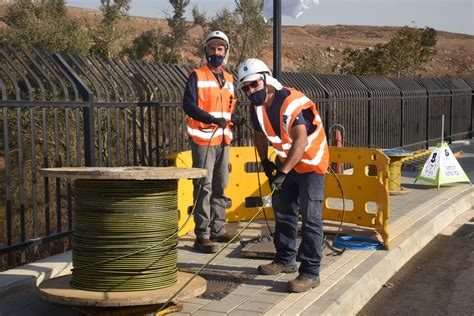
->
[282,95,311,136]
[187,126,234,140]
[255,88,329,173]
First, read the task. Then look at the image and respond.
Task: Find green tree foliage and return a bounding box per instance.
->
[341,26,438,77]
[121,29,166,61]
[193,0,269,67]
[163,0,191,64]
[90,0,131,58]
[191,6,207,27]
[231,0,269,65]
[123,0,190,63]
[341,45,388,76]
[0,0,89,53]
[297,47,331,74]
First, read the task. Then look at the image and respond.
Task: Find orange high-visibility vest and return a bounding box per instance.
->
[186,65,236,146]
[255,88,329,174]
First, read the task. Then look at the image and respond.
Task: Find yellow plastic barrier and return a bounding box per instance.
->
[324,147,390,248]
[171,146,390,248]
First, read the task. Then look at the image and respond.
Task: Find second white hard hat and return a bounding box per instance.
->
[237,58,282,90]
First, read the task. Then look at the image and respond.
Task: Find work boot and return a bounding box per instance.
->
[258,261,297,275]
[210,231,237,243]
[287,274,320,293]
[193,237,218,253]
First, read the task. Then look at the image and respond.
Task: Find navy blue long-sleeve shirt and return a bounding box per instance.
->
[183,71,215,124]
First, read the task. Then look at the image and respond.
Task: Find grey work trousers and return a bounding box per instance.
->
[190,140,230,239]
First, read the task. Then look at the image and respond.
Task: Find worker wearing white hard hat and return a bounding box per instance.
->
[237,58,329,293]
[204,30,230,66]
[183,30,239,254]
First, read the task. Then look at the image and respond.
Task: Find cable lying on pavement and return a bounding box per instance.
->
[333,235,383,250]
[157,186,277,314]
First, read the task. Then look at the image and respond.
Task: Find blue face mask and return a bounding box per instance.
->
[248,88,267,105]
[207,54,225,68]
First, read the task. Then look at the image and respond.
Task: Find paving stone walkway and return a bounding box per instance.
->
[1,140,473,315]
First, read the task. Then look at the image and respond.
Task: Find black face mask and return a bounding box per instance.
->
[248,88,267,105]
[207,54,225,68]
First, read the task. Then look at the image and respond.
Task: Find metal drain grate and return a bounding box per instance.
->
[241,234,336,259]
[453,224,474,237]
[241,235,301,259]
[179,269,256,300]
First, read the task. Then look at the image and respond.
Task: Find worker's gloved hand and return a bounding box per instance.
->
[211,117,228,128]
[270,170,287,191]
[261,158,277,179]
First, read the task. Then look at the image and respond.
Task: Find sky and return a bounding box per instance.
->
[67,0,473,35]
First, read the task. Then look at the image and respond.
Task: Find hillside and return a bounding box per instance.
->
[2,4,473,78]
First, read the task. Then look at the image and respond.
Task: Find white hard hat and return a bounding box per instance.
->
[237,58,282,90]
[205,30,229,48]
[204,30,230,65]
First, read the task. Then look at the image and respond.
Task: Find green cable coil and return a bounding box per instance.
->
[71,179,179,292]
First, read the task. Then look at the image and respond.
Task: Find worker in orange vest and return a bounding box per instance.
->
[237,58,329,292]
[183,31,239,253]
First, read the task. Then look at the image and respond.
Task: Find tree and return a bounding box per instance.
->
[231,0,268,65]
[121,29,166,61]
[90,0,131,58]
[193,0,269,67]
[0,0,90,53]
[384,27,437,77]
[122,0,190,63]
[297,47,331,74]
[341,26,438,77]
[163,0,191,63]
[341,45,388,76]
[191,6,207,27]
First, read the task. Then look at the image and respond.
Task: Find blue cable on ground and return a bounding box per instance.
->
[333,235,383,250]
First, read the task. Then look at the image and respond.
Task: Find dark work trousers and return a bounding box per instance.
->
[272,163,325,279]
[190,139,230,239]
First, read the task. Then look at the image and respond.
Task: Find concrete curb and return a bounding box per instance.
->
[303,186,474,315]
[0,251,72,298]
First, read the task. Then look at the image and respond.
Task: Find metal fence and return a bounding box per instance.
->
[0,47,473,270]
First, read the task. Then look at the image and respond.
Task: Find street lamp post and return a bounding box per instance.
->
[273,0,281,80]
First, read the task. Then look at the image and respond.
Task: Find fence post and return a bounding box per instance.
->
[52,54,96,166]
[400,92,405,148]
[472,87,474,139]
[449,88,454,143]
[425,93,430,148]
[83,98,96,167]
[367,92,373,147]
[325,103,333,138]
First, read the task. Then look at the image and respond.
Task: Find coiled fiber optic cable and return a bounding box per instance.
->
[71,128,219,292]
[72,179,178,292]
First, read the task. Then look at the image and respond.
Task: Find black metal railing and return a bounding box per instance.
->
[0,47,473,270]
